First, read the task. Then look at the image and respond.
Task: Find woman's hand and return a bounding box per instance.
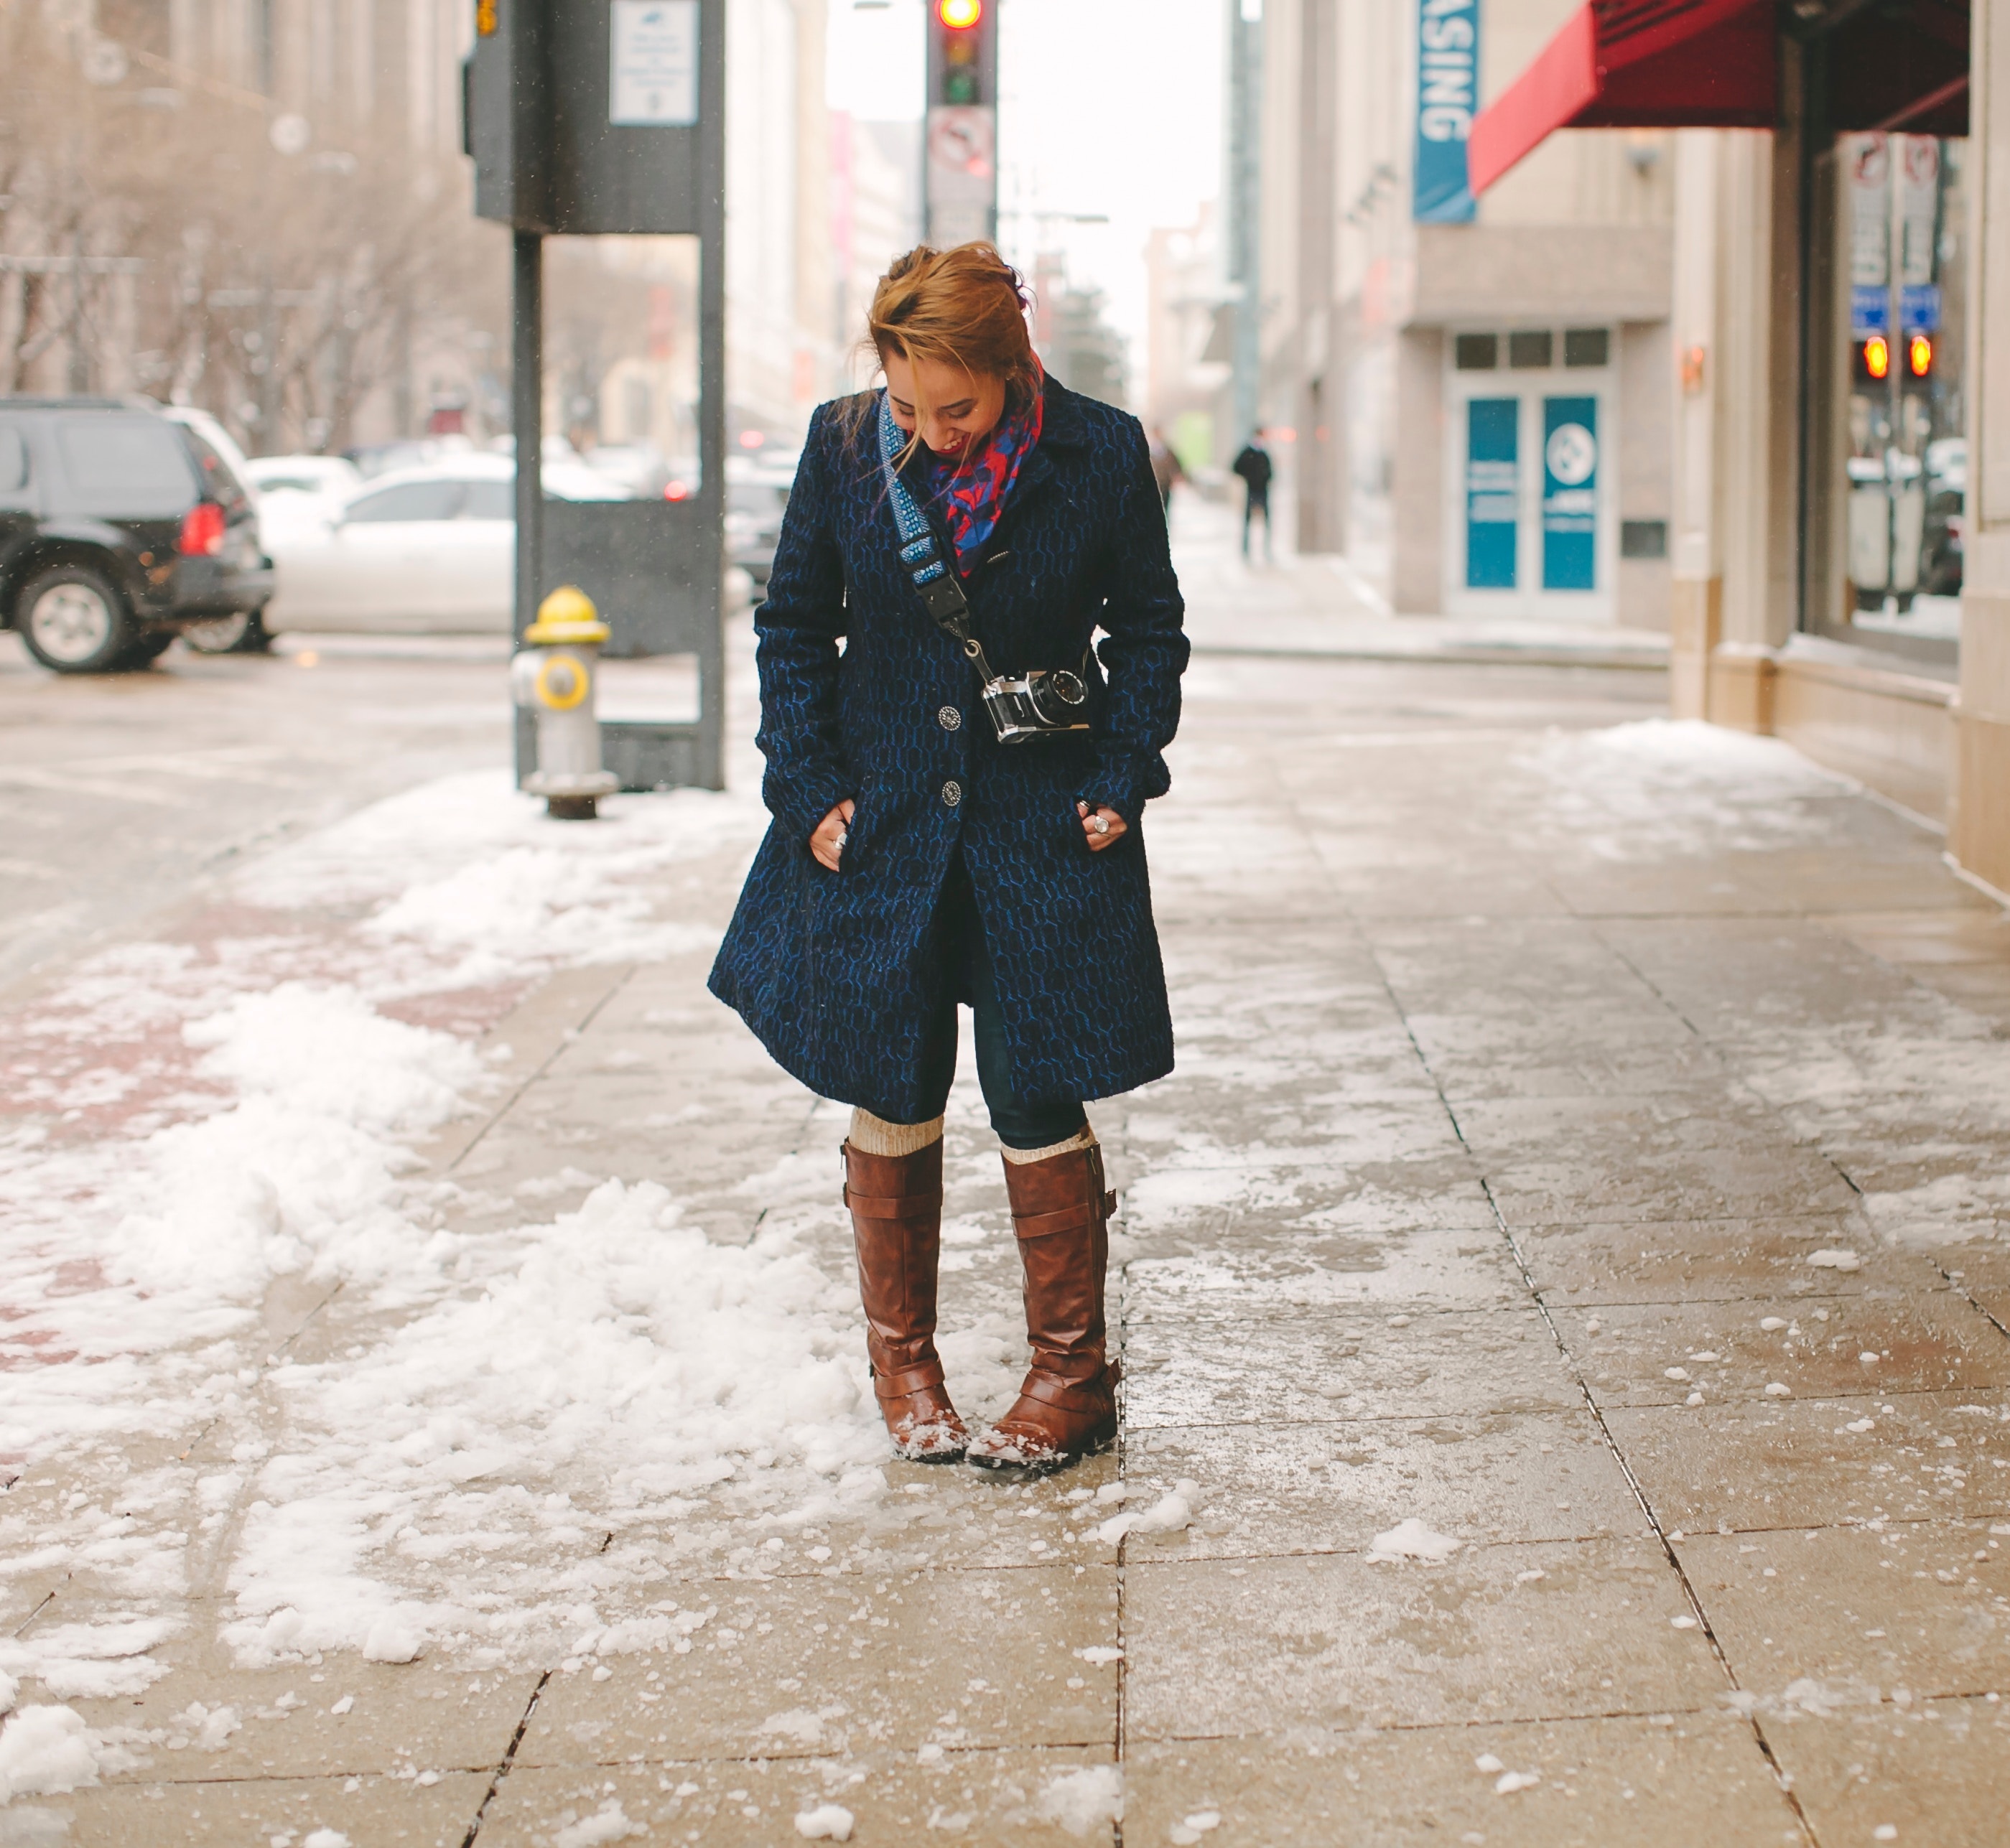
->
[811,799,855,872]
[1078,801,1127,852]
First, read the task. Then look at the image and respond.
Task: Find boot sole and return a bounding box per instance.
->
[965,1429,1116,1478]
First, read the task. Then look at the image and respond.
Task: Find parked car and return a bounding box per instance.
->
[241,454,365,555]
[1922,436,1966,597]
[0,395,274,673]
[725,453,795,591]
[262,453,630,635]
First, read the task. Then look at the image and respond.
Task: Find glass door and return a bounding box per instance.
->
[1446,328,1614,620]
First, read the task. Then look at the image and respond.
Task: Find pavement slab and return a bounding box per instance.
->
[1676,1526,2010,1700]
[1123,1539,1726,1736]
[1606,1391,2010,1531]
[1123,1714,1803,1848]
[1124,1409,1650,1556]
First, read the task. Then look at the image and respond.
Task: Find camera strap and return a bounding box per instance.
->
[877,393,998,683]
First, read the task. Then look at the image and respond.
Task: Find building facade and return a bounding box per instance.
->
[1301,0,2010,910]
[1257,0,1676,628]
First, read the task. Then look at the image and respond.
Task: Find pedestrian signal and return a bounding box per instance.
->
[1908,333,1933,378]
[1861,335,1891,381]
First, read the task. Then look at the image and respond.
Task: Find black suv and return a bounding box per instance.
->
[0,396,274,673]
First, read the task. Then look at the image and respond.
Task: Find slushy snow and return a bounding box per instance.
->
[1033,1765,1124,1837]
[1368,1518,1461,1562]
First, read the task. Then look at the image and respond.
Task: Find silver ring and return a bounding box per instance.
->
[834,830,848,851]
[1092,816,1110,836]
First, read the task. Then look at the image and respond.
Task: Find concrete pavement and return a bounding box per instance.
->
[4,535,2010,1846]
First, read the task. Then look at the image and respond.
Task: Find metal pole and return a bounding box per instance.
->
[694,0,727,789]
[512,228,544,640]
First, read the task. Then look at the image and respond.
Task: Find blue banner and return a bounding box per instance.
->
[1415,0,1479,224]
[1541,395,1598,592]
[1466,398,1517,589]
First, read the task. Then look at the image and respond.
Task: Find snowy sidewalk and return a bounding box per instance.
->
[4,615,2010,1844]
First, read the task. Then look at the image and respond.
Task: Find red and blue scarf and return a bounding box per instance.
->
[926,378,1044,568]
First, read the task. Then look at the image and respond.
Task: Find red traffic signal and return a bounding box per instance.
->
[1862,335,1890,381]
[1908,332,1933,378]
[937,0,982,26]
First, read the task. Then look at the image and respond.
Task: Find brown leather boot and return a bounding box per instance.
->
[843,1139,968,1462]
[967,1141,1120,1473]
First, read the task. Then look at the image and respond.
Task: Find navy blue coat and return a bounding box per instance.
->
[707,378,1189,1123]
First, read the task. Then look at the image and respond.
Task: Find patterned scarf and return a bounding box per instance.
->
[921,378,1045,568]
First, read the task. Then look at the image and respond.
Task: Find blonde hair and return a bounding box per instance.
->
[864,243,1039,463]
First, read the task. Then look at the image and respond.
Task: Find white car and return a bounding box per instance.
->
[243,454,365,549]
[264,454,629,634]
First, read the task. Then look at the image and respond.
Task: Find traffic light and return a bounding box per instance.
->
[929,0,994,110]
[1908,332,1933,378]
[1861,334,1891,382]
[925,0,997,244]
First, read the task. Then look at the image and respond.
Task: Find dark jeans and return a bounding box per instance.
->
[913,857,1089,1150]
[1242,491,1271,559]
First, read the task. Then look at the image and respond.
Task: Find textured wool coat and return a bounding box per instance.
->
[708,378,1189,1123]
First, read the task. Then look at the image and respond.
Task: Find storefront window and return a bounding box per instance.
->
[1821,131,1965,666]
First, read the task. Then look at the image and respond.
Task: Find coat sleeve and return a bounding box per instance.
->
[1081,416,1190,822]
[753,404,856,846]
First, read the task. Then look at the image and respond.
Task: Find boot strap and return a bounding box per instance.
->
[844,1184,945,1219]
[873,1358,947,1401]
[1012,1200,1102,1241]
[1018,1364,1113,1410]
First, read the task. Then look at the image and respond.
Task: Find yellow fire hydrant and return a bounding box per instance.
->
[511,585,620,820]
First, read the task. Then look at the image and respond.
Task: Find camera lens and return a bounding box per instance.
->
[1048,670,1087,706]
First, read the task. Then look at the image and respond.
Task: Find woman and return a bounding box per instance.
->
[709,243,1187,1473]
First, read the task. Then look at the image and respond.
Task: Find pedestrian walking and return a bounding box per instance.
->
[1232,428,1274,563]
[1148,426,1186,524]
[709,243,1188,1474]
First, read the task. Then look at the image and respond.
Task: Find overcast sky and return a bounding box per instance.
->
[824,0,1224,370]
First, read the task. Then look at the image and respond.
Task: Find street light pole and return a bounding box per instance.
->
[511,229,544,641]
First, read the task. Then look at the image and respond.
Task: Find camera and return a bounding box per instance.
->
[980,667,1092,745]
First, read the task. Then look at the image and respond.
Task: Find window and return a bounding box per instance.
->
[1507,330,1553,369]
[461,480,515,520]
[344,479,467,523]
[1563,327,1610,368]
[0,424,29,505]
[1453,333,1499,370]
[175,427,251,516]
[56,417,197,517]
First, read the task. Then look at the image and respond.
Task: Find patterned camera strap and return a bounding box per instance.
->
[877,393,982,650]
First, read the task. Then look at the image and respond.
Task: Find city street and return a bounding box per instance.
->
[4,515,2009,1844]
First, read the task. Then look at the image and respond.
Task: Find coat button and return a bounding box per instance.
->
[938,705,962,732]
[941,780,963,808]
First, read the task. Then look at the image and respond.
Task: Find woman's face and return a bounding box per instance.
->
[881,348,1007,463]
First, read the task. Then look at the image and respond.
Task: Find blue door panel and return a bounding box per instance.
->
[1465,398,1517,589]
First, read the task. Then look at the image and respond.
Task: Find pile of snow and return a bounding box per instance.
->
[1367,1518,1461,1563]
[0,1674,136,1807]
[1520,719,1846,862]
[793,1803,855,1842]
[221,1179,885,1664]
[1095,1480,1198,1544]
[1033,1766,1124,1837]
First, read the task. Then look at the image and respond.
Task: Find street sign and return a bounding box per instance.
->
[610,1,699,126]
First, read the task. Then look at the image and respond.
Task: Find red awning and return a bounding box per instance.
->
[1466,0,1777,196]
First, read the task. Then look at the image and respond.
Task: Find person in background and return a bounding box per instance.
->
[1232,429,1273,564]
[1148,427,1186,524]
